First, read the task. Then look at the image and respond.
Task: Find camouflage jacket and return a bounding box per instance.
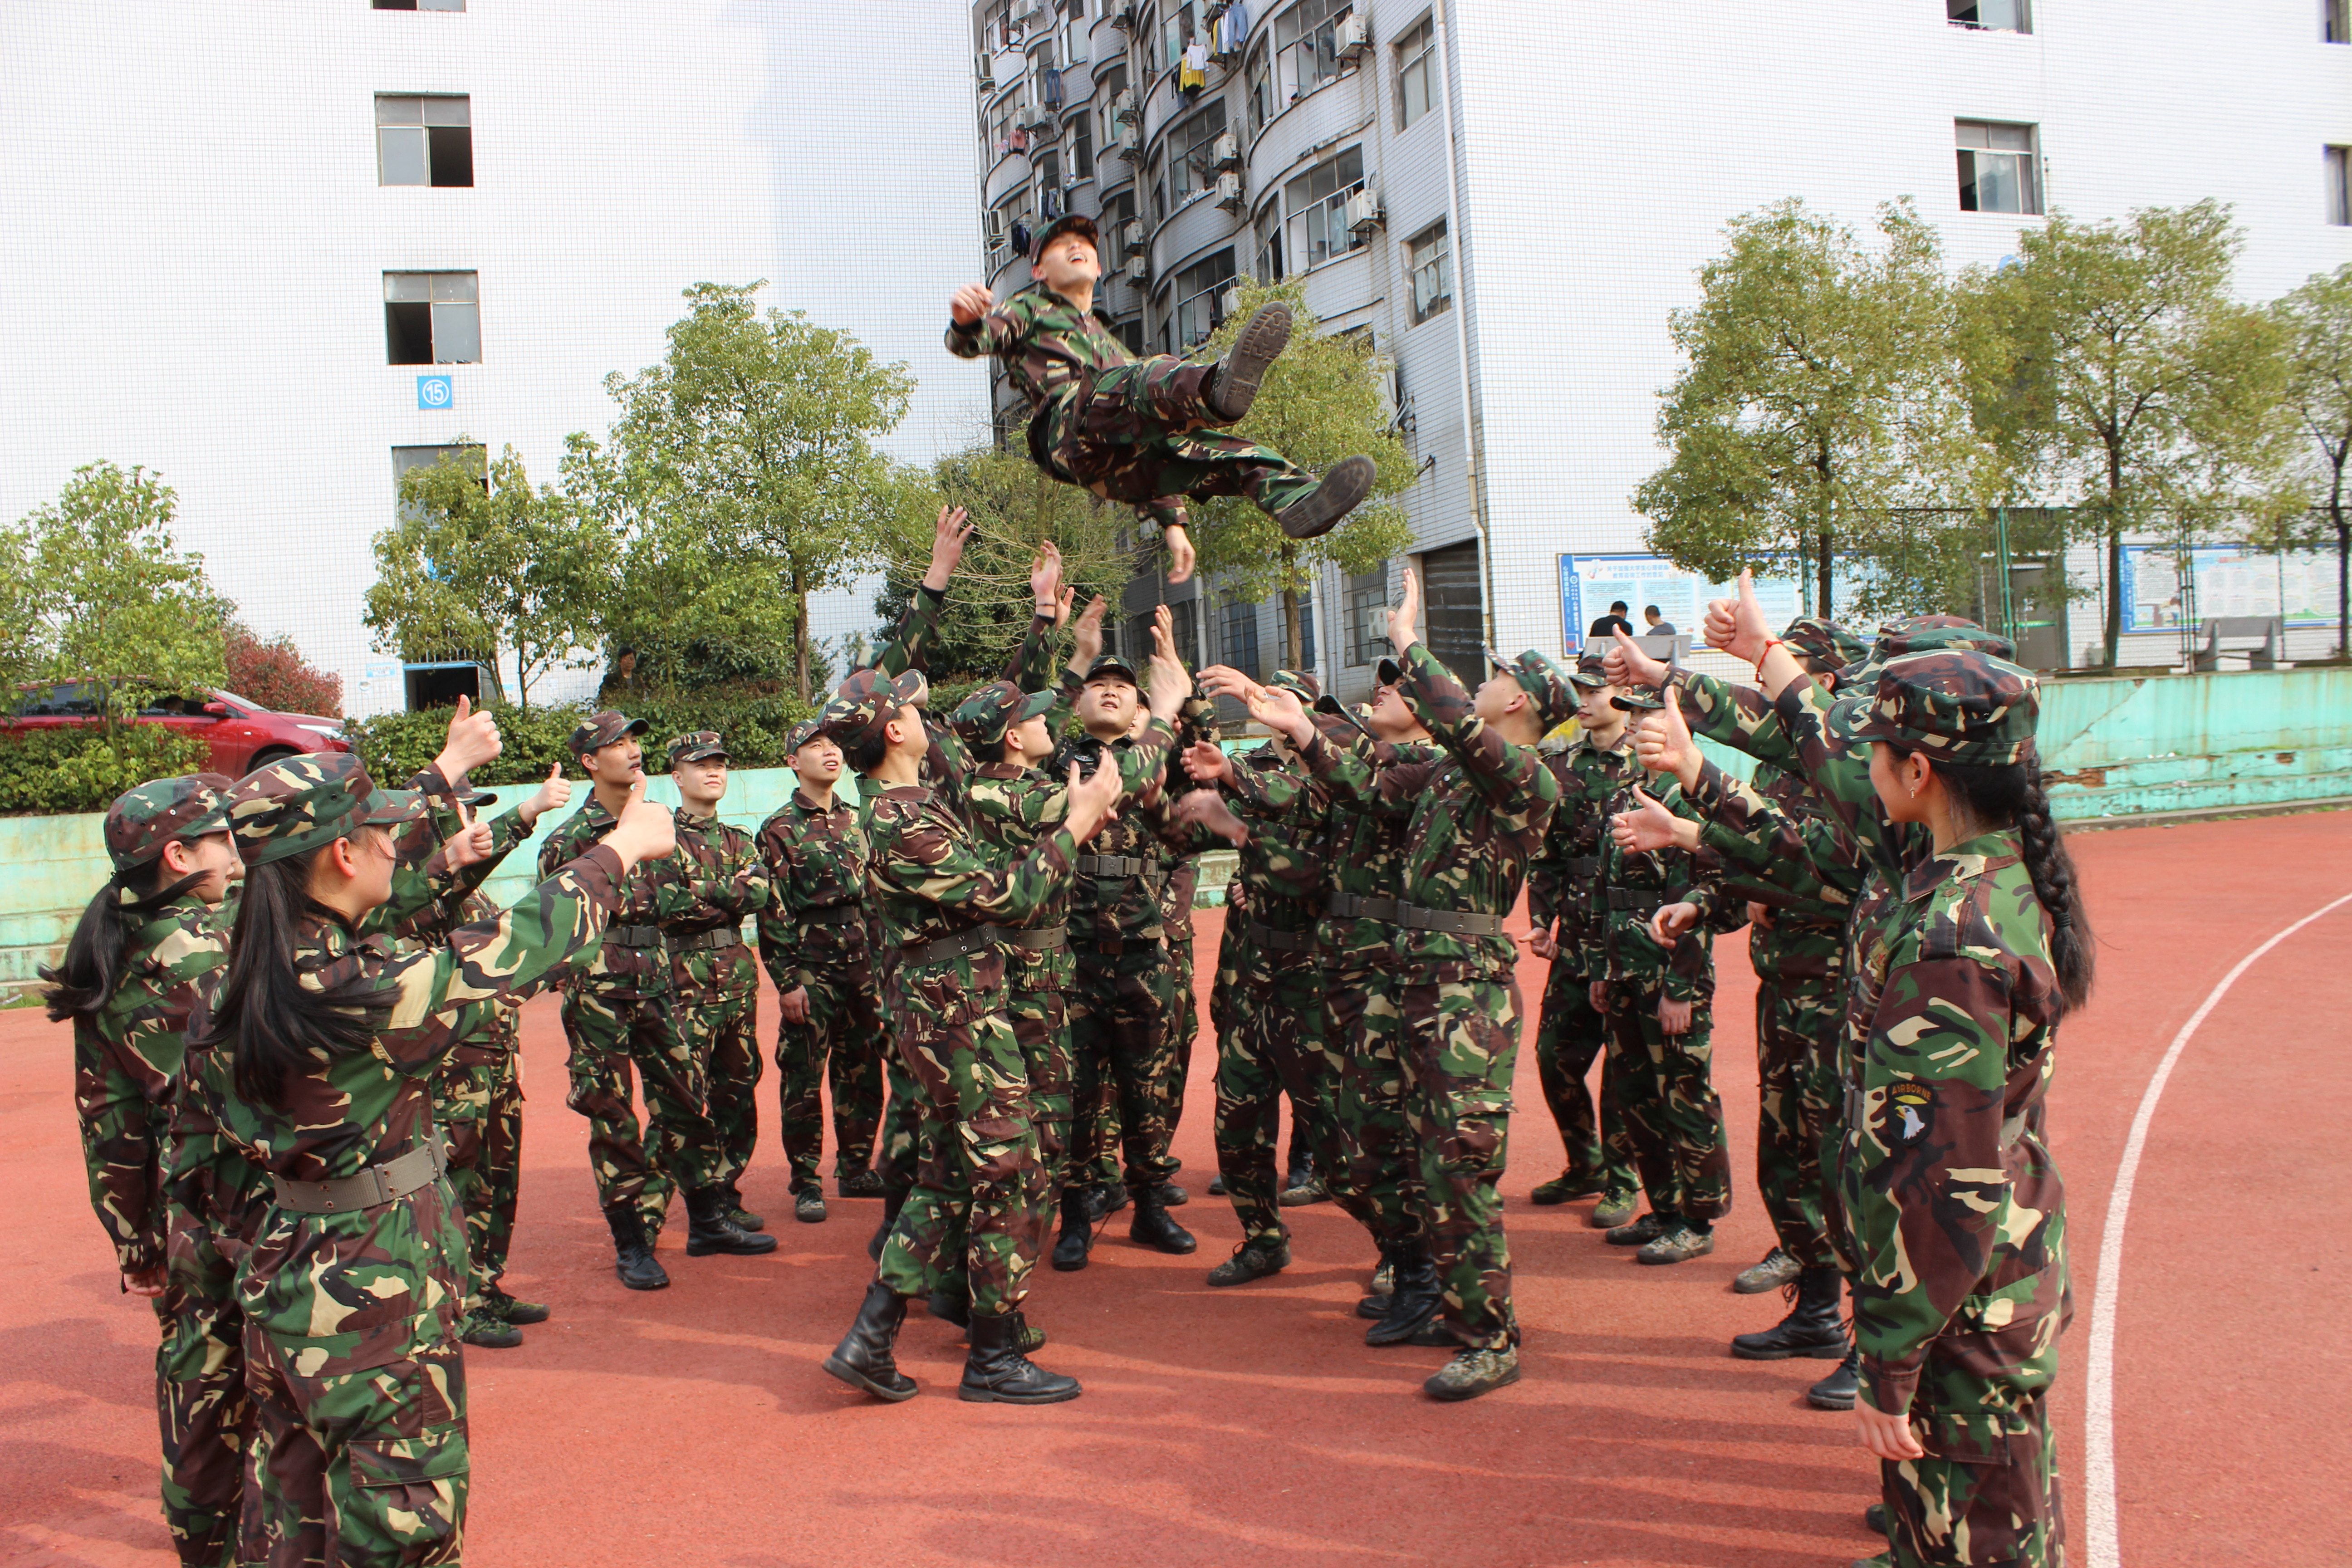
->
[385,770,536,1063]
[1301,642,1561,983]
[1054,728,1177,943]
[1836,828,2067,1417]
[1280,733,1443,972]
[217,846,625,1370]
[665,808,771,1003]
[537,797,701,997]
[72,893,229,1277]
[1171,740,1327,973]
[1697,760,1855,986]
[1590,774,1737,1001]
[945,281,1130,415]
[966,717,1176,925]
[1527,730,1642,981]
[755,787,876,990]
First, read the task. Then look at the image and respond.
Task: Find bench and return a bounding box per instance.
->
[2192,616,2284,671]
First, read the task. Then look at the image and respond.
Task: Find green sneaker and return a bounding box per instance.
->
[794,1189,828,1224]
[1635,1223,1716,1265]
[483,1285,550,1326]
[1589,1187,1639,1229]
[459,1308,522,1350]
[1277,1172,1329,1207]
[837,1168,885,1198]
[1423,1344,1520,1402]
[1530,1171,1605,1206]
[1205,1235,1291,1287]
[1604,1210,1671,1246]
[1733,1245,1799,1294]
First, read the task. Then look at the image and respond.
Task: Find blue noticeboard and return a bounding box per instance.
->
[416,374,454,410]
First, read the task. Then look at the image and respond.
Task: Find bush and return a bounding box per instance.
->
[343,688,818,786]
[0,725,213,815]
[225,624,344,716]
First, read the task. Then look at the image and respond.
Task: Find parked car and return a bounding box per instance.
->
[6,680,351,778]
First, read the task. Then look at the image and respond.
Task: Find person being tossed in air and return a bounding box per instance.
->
[946,212,1377,585]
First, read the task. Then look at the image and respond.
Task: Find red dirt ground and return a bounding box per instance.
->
[4,811,2347,1568]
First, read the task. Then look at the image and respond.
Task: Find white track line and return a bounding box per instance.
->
[2083,890,2352,1568]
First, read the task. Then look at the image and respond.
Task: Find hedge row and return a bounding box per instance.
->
[342,692,819,786]
[0,726,214,815]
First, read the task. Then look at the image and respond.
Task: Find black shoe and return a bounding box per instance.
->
[927,1285,972,1330]
[1152,1182,1190,1208]
[1206,1234,1290,1287]
[838,1167,885,1198]
[686,1186,780,1257]
[1731,1267,1848,1361]
[1051,1187,1094,1272]
[959,1311,1081,1404]
[482,1285,550,1326]
[1604,1210,1673,1247]
[822,1279,917,1401]
[604,1205,669,1291]
[1529,1171,1605,1205]
[1206,1173,1227,1196]
[794,1188,828,1224]
[459,1308,523,1349]
[1273,456,1376,541]
[1366,1245,1441,1347]
[1205,302,1293,422]
[1088,1184,1130,1220]
[1864,1502,1888,1536]
[1128,1191,1197,1254]
[1808,1346,1860,1411]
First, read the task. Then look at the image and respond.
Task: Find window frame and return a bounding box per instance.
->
[1169,246,1236,352]
[383,270,481,365]
[1955,119,2041,216]
[1166,99,1229,205]
[1272,0,1357,103]
[1945,0,2031,33]
[1283,144,1367,273]
[1344,568,1389,666]
[2328,146,2352,226]
[1406,218,1452,325]
[375,94,473,187]
[1395,15,1436,130]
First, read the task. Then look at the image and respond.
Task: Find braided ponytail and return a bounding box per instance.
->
[2012,754,2094,1016]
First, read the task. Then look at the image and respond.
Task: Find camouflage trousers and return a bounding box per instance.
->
[1532,955,1636,1194]
[1400,975,1523,1349]
[1008,947,1075,1201]
[559,986,719,1219]
[876,969,1045,1318]
[775,956,888,1191]
[1754,973,1842,1270]
[1216,944,1362,1245]
[674,986,760,1191]
[873,1048,927,1200]
[1034,363,1319,533]
[1068,943,1181,1196]
[1324,963,1423,1247]
[1166,933,1199,1120]
[152,1278,252,1568]
[1873,1259,2071,1567]
[434,1033,521,1313]
[1603,986,1732,1223]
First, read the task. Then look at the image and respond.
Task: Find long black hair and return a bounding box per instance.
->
[41,862,210,1022]
[1907,749,2096,1017]
[201,836,394,1105]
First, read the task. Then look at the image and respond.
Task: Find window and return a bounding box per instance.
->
[1073,118,1094,179]
[392,444,486,523]
[1407,219,1452,323]
[2331,147,2352,225]
[1291,587,1317,671]
[1098,62,1127,149]
[1946,0,2030,32]
[1254,204,1284,281]
[1150,152,1166,226]
[2330,0,2352,42]
[376,96,472,186]
[1344,568,1389,665]
[383,272,480,364]
[374,0,466,9]
[1246,41,1275,132]
[1274,0,1355,100]
[1220,593,1262,679]
[1167,101,1227,202]
[1170,247,1235,350]
[1284,145,1365,271]
[1396,15,1436,128]
[1117,318,1146,355]
[1162,2,1197,72]
[1955,121,2040,214]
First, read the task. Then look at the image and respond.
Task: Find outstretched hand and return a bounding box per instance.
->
[1605,626,1669,690]
[950,283,994,325]
[1634,686,1702,789]
[520,761,571,828]
[434,694,503,782]
[1198,665,1310,745]
[1172,788,1250,846]
[1387,568,1422,653]
[1182,738,1234,786]
[1702,567,1772,664]
[1164,524,1196,585]
[1070,595,1108,672]
[1610,785,1696,854]
[1145,603,1192,721]
[440,817,497,871]
[604,778,677,867]
[1647,901,1702,946]
[922,505,975,592]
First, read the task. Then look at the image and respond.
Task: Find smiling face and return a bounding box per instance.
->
[1034,231,1100,295]
[673,757,729,809]
[1074,675,1136,738]
[1367,681,1426,742]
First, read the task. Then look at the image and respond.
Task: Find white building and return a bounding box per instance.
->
[972,0,2352,690]
[0,0,985,716]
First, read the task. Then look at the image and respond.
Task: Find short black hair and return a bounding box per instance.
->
[615,646,637,660]
[846,730,889,775]
[1608,600,1628,613]
[1643,605,1661,617]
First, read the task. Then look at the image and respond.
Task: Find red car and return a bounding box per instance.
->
[7,680,352,779]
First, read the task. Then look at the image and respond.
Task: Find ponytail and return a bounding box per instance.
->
[41,868,208,1023]
[201,841,392,1106]
[1910,749,2096,1019]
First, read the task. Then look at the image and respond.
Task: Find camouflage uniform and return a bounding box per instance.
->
[1300,644,1566,1359]
[209,754,624,1568]
[946,278,1315,537]
[660,741,774,1199]
[64,775,245,1568]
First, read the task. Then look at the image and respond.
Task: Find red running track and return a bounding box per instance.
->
[2,811,2346,1567]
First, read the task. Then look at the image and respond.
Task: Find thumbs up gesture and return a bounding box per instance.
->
[1702,567,1773,665]
[1634,685,1701,789]
[433,693,505,780]
[1610,784,1699,854]
[1605,626,1667,689]
[521,761,572,828]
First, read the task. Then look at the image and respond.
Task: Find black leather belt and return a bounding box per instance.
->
[608,924,662,947]
[801,902,864,921]
[1078,854,1162,880]
[1325,892,1402,921]
[904,926,1003,966]
[670,928,746,953]
[1397,905,1505,937]
[1565,856,1601,878]
[1247,920,1318,953]
[271,1140,447,1216]
[1006,927,1068,953]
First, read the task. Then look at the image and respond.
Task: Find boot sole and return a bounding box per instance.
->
[1426,1362,1522,1403]
[958,1382,1083,1405]
[1635,1249,1714,1265]
[461,1332,524,1349]
[822,1356,920,1403]
[1209,304,1292,422]
[1130,1234,1197,1255]
[1589,1211,1636,1230]
[1732,1274,1801,1294]
[617,1268,670,1291]
[686,1237,780,1257]
[1730,1340,1850,1362]
[1808,1390,1858,1411]
[1274,456,1376,541]
[1355,1297,1392,1320]
[1050,1254,1091,1272]
[1205,1259,1288,1288]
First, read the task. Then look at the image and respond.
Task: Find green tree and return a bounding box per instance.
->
[364,444,609,715]
[8,462,227,732]
[1184,276,1416,670]
[2274,262,2352,658]
[603,282,914,702]
[1958,201,2298,666]
[1634,199,1988,618]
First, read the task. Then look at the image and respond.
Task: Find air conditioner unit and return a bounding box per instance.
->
[976,54,996,91]
[1109,3,1135,29]
[1116,127,1145,161]
[1025,107,1059,137]
[1215,171,1244,210]
[1112,88,1137,124]
[985,208,1007,240]
[1122,219,1146,255]
[1126,254,1147,282]
[1343,189,1383,235]
[1336,13,1370,61]
[1212,130,1240,169]
[1011,0,1045,28]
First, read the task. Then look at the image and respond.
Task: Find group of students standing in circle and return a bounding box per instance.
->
[54,498,2088,1567]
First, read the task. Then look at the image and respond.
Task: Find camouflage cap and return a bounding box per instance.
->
[1312,692,1376,742]
[1267,669,1322,704]
[1781,617,1867,676]
[104,773,235,873]
[568,708,649,757]
[1568,652,1610,691]
[1375,656,1405,687]
[1836,617,2015,688]
[226,752,427,867]
[666,730,729,768]
[783,718,827,756]
[1828,649,2039,766]
[1485,647,1579,727]
[1031,212,1101,265]
[951,679,1060,748]
[1081,652,1140,687]
[818,666,928,752]
[1610,685,1668,713]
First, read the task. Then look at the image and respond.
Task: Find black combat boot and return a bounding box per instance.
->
[1357,1240,1402,1319]
[1205,1231,1290,1287]
[1128,1187,1197,1254]
[1204,302,1293,422]
[958,1312,1081,1404]
[1273,456,1376,541]
[1366,1243,1442,1346]
[685,1185,779,1257]
[604,1205,669,1291]
[821,1279,917,1401]
[1731,1266,1849,1361]
[1809,1344,1861,1410]
[927,1284,972,1330]
[867,1188,907,1262]
[1051,1187,1094,1271]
